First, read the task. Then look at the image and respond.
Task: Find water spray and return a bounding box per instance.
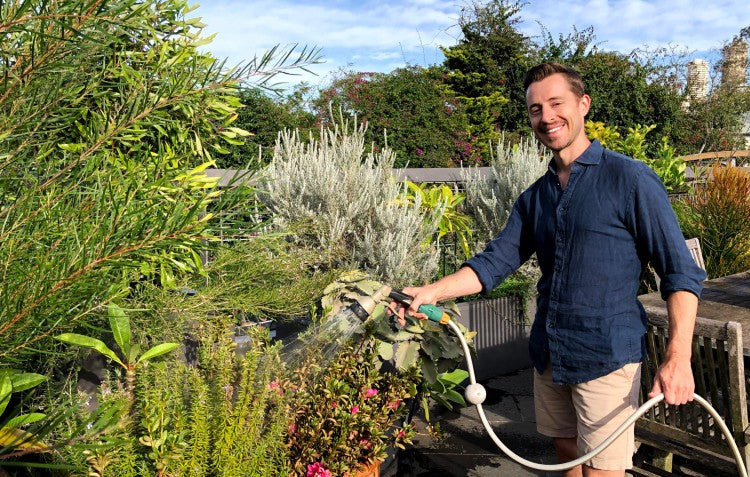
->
[348,287,750,476]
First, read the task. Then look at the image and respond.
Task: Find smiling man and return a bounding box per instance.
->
[393,62,705,476]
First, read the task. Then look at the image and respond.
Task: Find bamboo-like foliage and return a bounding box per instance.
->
[0,0,320,364]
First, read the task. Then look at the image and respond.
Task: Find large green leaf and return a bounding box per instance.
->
[377,341,394,361]
[437,369,469,387]
[108,303,131,358]
[9,373,46,393]
[137,343,179,363]
[0,376,12,415]
[393,341,420,371]
[55,334,123,367]
[441,388,466,406]
[5,413,46,428]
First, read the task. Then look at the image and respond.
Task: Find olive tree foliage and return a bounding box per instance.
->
[0,0,319,365]
[258,117,442,287]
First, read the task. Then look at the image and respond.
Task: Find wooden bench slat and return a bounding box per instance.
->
[634,312,749,475]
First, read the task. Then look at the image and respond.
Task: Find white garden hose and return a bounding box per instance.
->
[445,319,749,476]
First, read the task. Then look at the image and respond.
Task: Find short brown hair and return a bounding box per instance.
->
[523,62,585,97]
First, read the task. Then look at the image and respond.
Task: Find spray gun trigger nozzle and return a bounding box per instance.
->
[389,290,414,306]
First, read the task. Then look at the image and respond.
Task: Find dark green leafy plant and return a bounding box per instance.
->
[0,371,47,453]
[321,272,476,417]
[55,304,178,402]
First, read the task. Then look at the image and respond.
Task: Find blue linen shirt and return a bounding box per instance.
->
[463,140,706,384]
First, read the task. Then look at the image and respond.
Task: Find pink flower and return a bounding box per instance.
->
[360,438,372,449]
[397,429,406,438]
[288,422,298,435]
[416,148,424,155]
[364,388,379,400]
[387,399,401,410]
[268,380,282,396]
[331,401,337,408]
[306,462,332,477]
[350,405,360,414]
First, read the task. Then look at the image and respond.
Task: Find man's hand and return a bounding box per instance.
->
[649,290,699,405]
[387,267,483,326]
[389,285,439,326]
[648,354,694,405]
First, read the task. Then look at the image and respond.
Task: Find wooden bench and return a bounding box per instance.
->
[632,306,750,476]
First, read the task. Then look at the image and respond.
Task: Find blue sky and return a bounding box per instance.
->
[195,0,749,89]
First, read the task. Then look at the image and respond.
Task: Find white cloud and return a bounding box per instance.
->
[196,0,749,89]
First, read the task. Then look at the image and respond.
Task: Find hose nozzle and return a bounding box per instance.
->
[388,289,451,324]
[348,285,392,321]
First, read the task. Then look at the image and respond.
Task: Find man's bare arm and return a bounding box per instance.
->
[648,290,698,405]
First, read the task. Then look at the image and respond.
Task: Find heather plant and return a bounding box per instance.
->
[675,165,750,278]
[59,320,291,477]
[259,116,441,287]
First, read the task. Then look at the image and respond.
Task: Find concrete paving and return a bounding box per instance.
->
[382,366,560,477]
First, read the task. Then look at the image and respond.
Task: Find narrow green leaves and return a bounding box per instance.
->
[137,343,179,364]
[108,303,131,358]
[54,333,123,367]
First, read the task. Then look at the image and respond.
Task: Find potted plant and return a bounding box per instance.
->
[283,337,418,477]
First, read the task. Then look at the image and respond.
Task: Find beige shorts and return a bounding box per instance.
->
[533,362,641,470]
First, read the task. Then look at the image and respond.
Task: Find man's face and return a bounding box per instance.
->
[525,73,590,158]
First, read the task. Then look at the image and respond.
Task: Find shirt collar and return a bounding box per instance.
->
[547,139,603,174]
[576,139,603,165]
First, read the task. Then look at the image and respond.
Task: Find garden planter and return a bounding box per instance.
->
[345,460,380,477]
[455,295,533,380]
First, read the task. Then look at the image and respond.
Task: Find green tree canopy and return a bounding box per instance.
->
[219,85,317,169]
[313,66,472,167]
[440,0,534,157]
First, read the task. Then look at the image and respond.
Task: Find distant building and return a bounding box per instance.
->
[687,59,709,99]
[721,36,748,88]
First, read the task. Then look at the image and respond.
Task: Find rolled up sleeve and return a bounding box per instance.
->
[463,199,534,295]
[627,165,706,300]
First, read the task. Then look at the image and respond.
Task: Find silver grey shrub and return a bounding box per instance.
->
[462,136,549,281]
[259,118,440,286]
[461,135,549,250]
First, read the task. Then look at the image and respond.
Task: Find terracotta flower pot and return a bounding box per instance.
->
[345,460,380,477]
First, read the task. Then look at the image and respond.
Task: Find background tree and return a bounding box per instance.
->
[440,0,534,159]
[313,66,471,168]
[219,85,317,169]
[672,81,750,154]
[574,52,684,151]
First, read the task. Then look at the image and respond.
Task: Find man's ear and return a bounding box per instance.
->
[580,94,591,116]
